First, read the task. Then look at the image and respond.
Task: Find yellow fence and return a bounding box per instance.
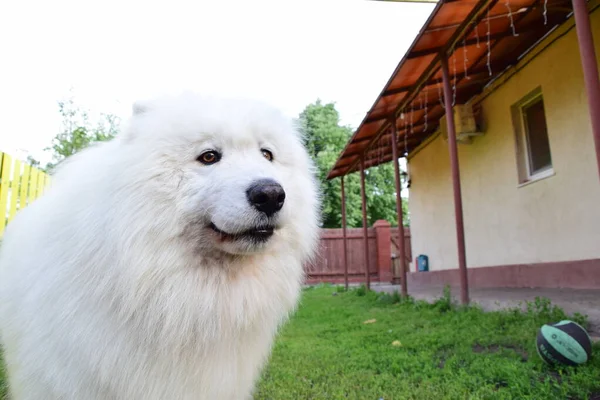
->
[0,152,51,238]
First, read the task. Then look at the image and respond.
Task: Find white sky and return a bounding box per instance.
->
[0,0,435,164]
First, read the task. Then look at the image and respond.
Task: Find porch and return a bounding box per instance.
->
[324,0,600,304]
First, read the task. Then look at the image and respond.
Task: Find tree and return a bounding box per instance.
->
[26,155,42,169]
[45,95,120,171]
[298,100,409,228]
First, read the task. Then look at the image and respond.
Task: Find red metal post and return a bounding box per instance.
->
[441,55,470,305]
[571,0,600,181]
[341,176,349,291]
[389,120,408,298]
[359,159,371,290]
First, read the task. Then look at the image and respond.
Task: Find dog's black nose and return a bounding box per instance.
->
[246,179,286,216]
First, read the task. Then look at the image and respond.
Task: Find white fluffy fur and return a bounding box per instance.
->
[0,93,321,399]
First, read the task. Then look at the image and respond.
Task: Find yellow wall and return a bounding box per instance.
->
[408,8,600,271]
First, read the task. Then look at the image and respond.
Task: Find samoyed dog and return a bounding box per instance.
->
[0,93,321,399]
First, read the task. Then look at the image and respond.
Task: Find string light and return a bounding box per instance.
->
[375,133,380,166]
[368,134,375,168]
[371,135,377,166]
[382,135,385,164]
[378,138,382,163]
[505,0,519,37]
[404,129,408,158]
[409,104,414,137]
[379,135,384,165]
[389,123,393,162]
[401,111,406,133]
[401,111,408,157]
[543,0,548,25]
[405,104,413,157]
[486,5,492,76]
[452,50,457,106]
[463,40,469,80]
[423,88,428,133]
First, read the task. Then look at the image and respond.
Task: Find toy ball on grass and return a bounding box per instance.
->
[536,320,592,366]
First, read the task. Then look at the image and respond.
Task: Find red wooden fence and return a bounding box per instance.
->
[391,226,413,279]
[305,220,411,284]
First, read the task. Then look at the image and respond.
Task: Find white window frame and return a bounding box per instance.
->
[511,87,554,186]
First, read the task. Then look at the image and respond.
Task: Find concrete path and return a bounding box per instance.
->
[369,283,600,337]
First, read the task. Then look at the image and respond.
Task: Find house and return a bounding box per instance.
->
[327,0,600,300]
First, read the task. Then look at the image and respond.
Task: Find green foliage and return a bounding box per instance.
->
[354,284,367,297]
[255,286,600,399]
[25,156,42,169]
[524,296,589,328]
[45,95,120,171]
[431,284,455,313]
[0,351,6,400]
[375,292,396,305]
[298,100,409,228]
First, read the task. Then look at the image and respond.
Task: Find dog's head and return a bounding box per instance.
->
[118,93,321,259]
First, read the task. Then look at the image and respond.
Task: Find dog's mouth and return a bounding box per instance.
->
[209,222,275,243]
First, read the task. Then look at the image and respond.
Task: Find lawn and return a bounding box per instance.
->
[0,285,598,399]
[255,284,600,400]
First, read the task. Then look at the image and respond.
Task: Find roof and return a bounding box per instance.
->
[327,0,575,180]
[371,0,440,3]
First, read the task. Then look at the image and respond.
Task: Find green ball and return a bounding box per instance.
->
[536,320,592,366]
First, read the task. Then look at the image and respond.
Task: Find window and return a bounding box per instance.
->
[511,87,553,184]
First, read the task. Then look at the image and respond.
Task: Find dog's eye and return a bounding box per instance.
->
[197,150,221,165]
[261,149,273,162]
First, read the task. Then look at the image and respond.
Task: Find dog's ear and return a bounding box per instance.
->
[123,99,154,142]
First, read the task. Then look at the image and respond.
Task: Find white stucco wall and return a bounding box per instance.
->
[408,9,600,271]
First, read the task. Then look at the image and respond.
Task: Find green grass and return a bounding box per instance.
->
[255,284,600,400]
[0,354,6,400]
[0,285,597,399]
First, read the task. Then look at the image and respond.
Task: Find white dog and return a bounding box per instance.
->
[0,93,321,399]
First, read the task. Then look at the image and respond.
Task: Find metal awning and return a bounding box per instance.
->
[327,0,575,180]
